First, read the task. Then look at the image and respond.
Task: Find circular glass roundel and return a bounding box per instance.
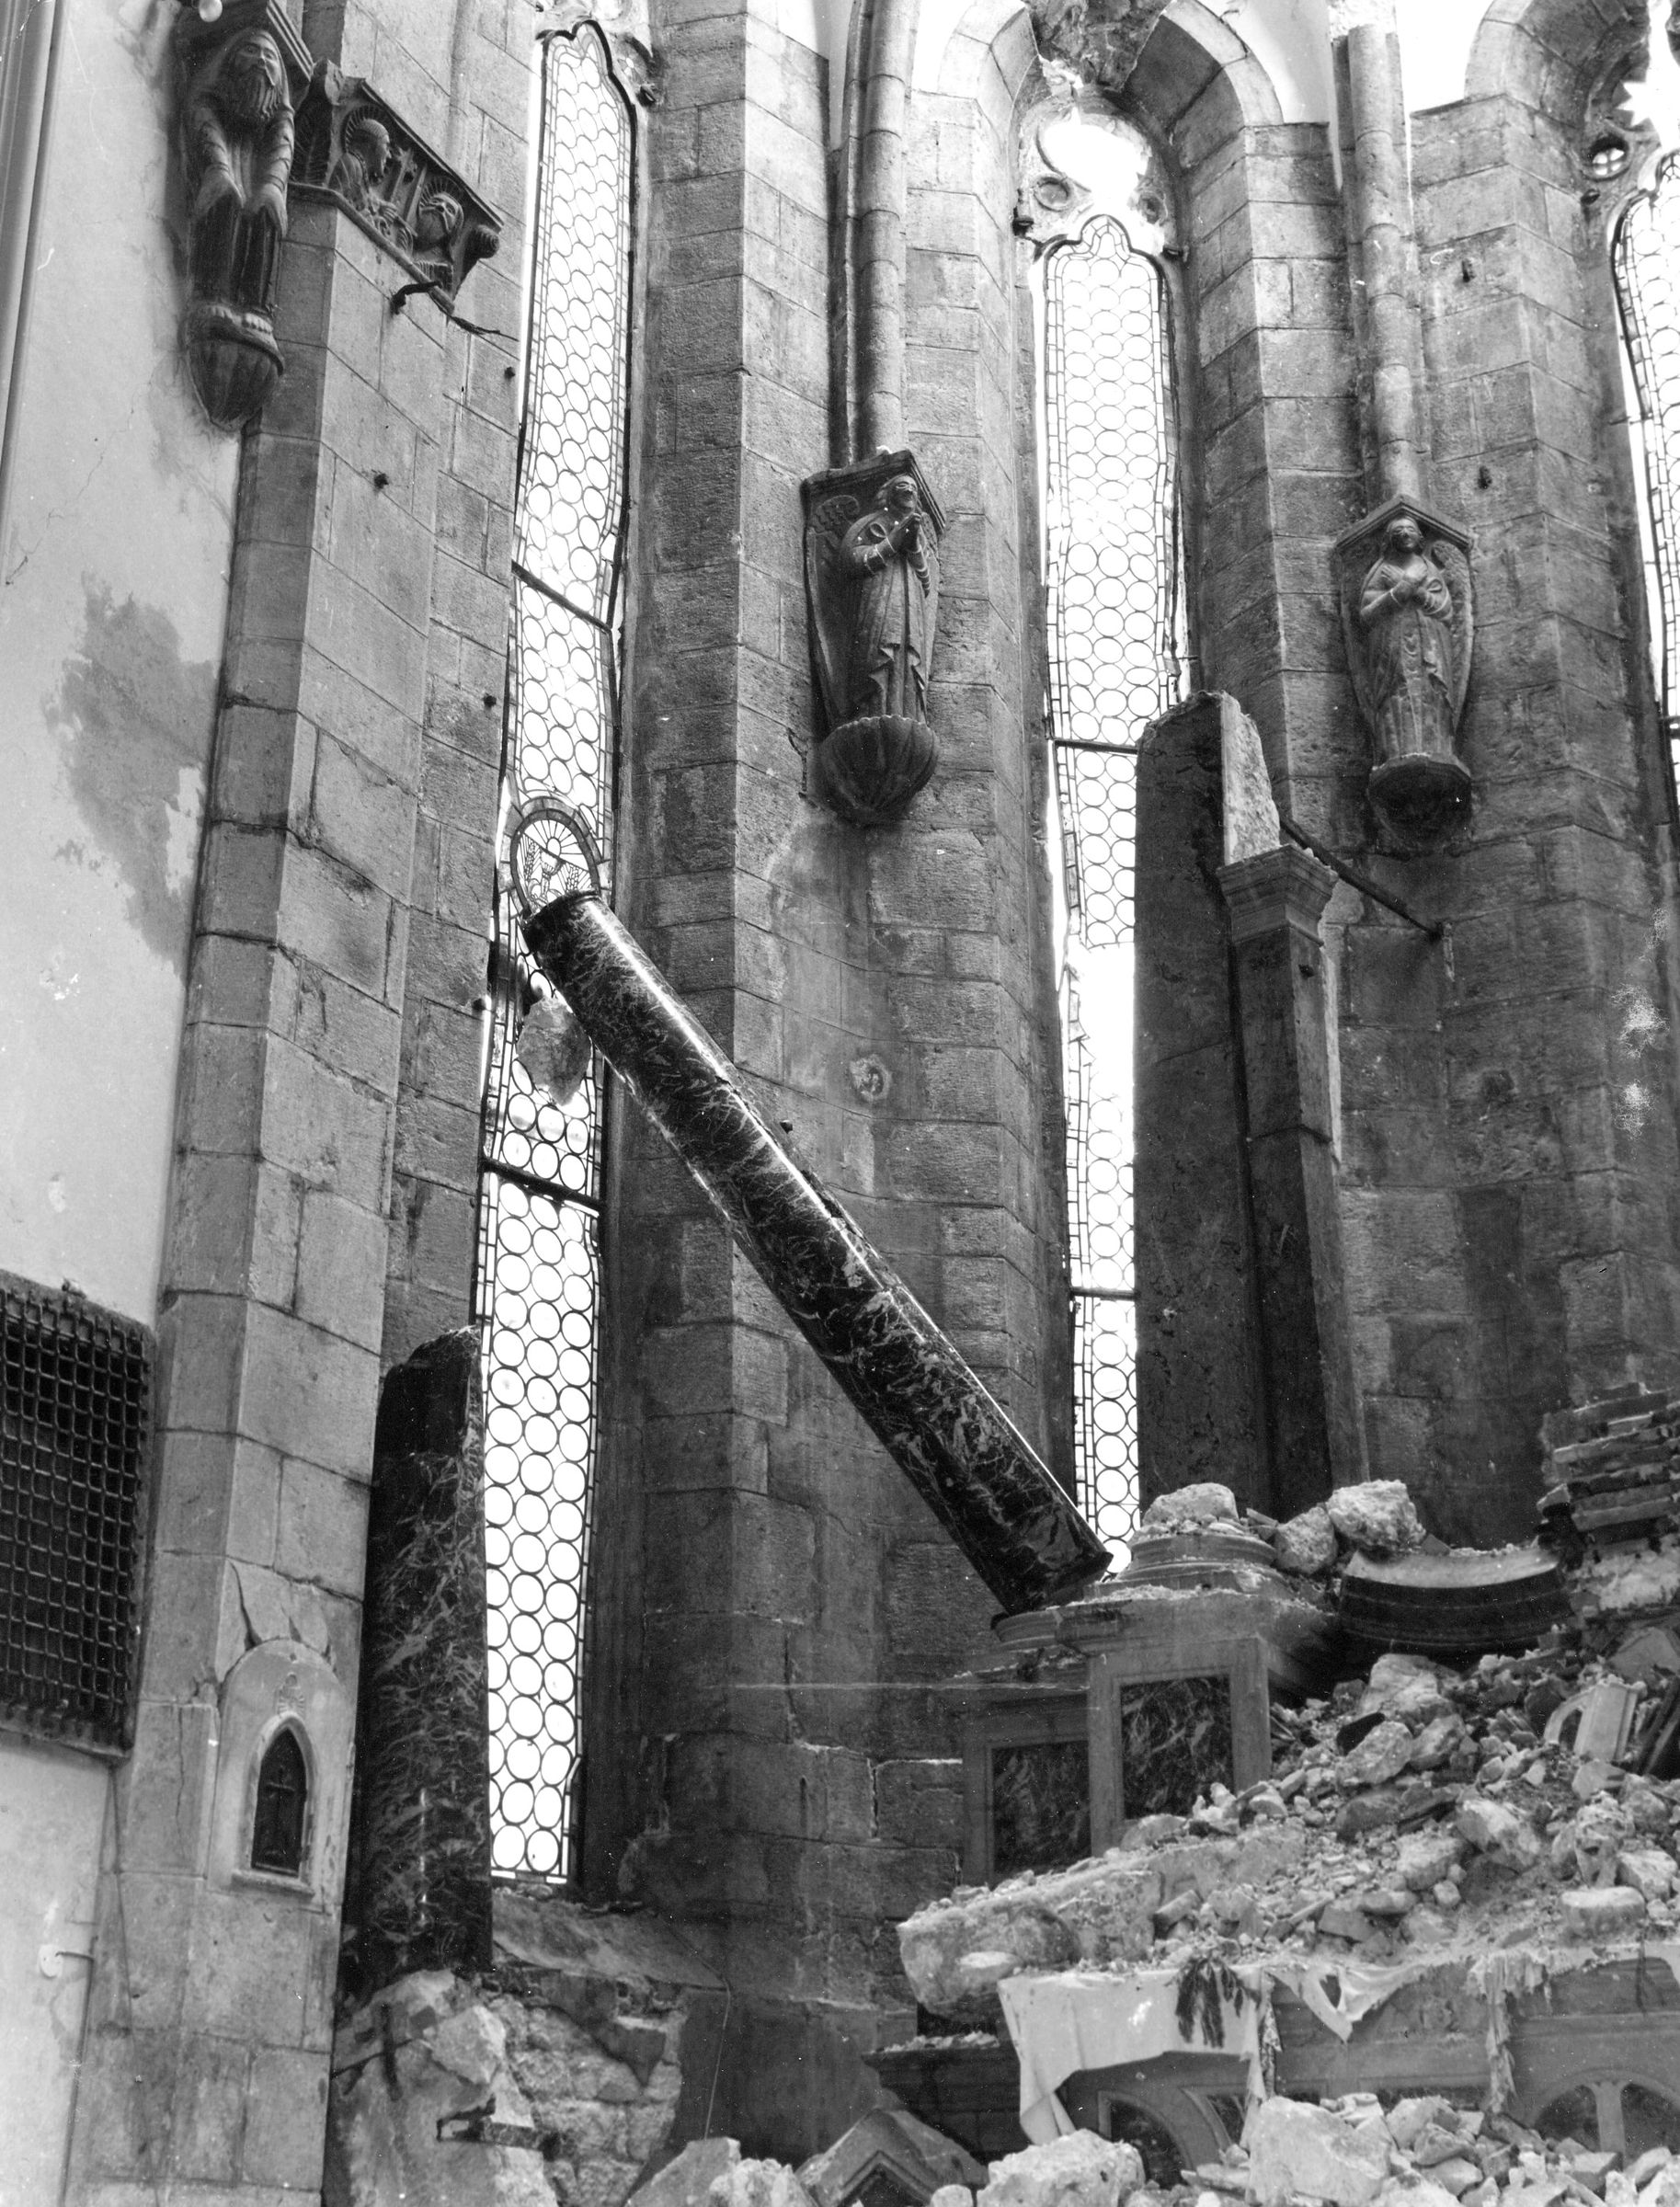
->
[508,795,604,919]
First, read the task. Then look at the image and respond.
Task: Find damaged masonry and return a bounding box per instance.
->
[14,0,1680,2201]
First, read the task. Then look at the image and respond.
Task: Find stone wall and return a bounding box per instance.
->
[578,0,1046,2155]
[63,1,529,2198]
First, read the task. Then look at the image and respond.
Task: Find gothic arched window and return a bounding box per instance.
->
[1032,112,1187,1551]
[474,22,636,1881]
[250,1727,308,1877]
[1617,148,1680,787]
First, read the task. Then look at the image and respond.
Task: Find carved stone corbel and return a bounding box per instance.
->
[800,450,945,828]
[173,0,311,430]
[292,65,501,308]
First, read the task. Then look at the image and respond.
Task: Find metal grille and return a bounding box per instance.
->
[0,1273,149,1748]
[474,20,633,1881]
[1617,153,1680,785]
[1040,215,1184,1549]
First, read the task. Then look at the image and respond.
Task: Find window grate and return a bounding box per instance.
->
[1040,214,1185,1551]
[0,1272,150,1749]
[1617,152,1680,797]
[474,20,634,1881]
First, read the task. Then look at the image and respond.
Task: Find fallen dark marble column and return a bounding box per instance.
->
[347,1328,494,1994]
[521,892,1109,1615]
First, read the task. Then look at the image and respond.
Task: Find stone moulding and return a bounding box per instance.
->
[1334,494,1475,852]
[291,62,501,308]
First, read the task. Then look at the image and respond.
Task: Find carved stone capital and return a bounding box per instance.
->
[173,0,311,430]
[292,63,501,307]
[1218,846,1337,945]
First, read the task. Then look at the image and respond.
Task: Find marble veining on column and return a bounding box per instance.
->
[348,1329,494,1992]
[521,894,1110,1615]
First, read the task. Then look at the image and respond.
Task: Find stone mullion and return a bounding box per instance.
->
[69,199,444,2204]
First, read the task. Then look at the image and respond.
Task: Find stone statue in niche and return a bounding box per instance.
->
[175,1,303,429]
[1336,500,1474,850]
[801,452,945,828]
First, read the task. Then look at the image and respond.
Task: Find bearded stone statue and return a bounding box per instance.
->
[176,10,298,427]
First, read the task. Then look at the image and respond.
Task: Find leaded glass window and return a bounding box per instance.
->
[474,21,634,1881]
[1617,150,1680,786]
[1036,166,1186,1554]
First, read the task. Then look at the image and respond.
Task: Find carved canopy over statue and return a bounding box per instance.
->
[802,452,945,828]
[1336,500,1475,849]
[174,0,308,429]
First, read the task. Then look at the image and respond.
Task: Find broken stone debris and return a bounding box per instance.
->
[634,2123,1680,2207]
[900,1601,1680,2019]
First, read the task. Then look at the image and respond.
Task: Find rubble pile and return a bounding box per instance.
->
[1538,1391,1680,1566]
[1164,2098,1680,2207]
[633,2121,1680,2207]
[903,1629,1680,2019]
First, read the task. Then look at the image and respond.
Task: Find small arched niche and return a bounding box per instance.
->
[207,1640,352,1901]
[250,1721,311,1877]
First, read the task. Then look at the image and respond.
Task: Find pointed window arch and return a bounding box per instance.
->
[250,1726,308,1877]
[1034,122,1188,1554]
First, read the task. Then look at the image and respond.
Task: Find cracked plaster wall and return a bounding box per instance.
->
[0,0,238,1326]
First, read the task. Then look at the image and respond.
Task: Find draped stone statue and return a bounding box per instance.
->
[802,452,944,828]
[1337,503,1474,847]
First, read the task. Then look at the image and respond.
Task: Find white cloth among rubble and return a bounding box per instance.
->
[997,1967,1266,2143]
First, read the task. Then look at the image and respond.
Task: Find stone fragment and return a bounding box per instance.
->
[1432,1881,1461,1909]
[899,1893,1081,2016]
[1274,1504,1338,1576]
[1560,1884,1648,1938]
[1430,2168,1482,2201]
[1617,1846,1676,1899]
[1573,1799,1632,1886]
[1327,1481,1426,1556]
[1403,1712,1457,1766]
[977,2130,1144,2207]
[1373,2185,1460,2207]
[1336,1786,1405,1837]
[1569,2152,1618,2195]
[1358,1887,1413,1917]
[634,2144,745,2207]
[709,2165,818,2207]
[1139,1483,1238,1531]
[1248,2098,1389,2207]
[1319,1898,1376,1942]
[1388,2098,1455,2151]
[1395,1829,1464,1893]
[1456,1796,1541,1870]
[1360,1654,1446,1721]
[1413,2125,1469,2167]
[930,2191,974,2207]
[1628,2150,1674,2189]
[1339,1719,1416,1790]
[1620,1776,1673,1835]
[1243,1785,1287,1821]
[1573,1760,1621,1800]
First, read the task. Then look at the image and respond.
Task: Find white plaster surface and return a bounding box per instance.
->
[0,0,237,1326]
[0,1733,110,2207]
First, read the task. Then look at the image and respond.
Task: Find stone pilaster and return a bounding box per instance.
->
[1221,845,1365,1514]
